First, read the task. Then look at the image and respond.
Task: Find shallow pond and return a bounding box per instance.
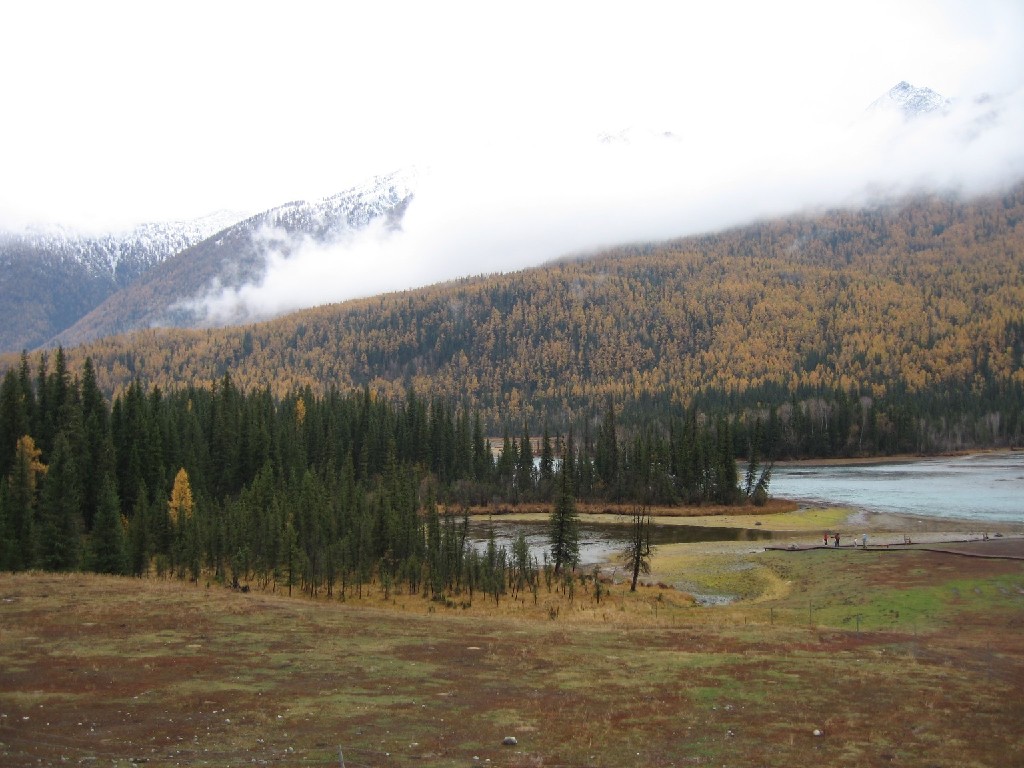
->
[467,519,776,567]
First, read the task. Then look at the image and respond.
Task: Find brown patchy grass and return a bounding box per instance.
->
[472,497,800,520]
[2,544,1023,767]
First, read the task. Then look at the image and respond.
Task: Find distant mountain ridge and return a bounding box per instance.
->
[0,171,415,353]
[0,211,246,352]
[51,169,415,346]
[2,210,246,279]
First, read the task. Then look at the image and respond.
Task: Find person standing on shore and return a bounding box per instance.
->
[862,533,868,548]
[824,532,829,547]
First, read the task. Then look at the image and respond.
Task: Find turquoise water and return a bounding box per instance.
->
[770,452,1024,523]
[465,452,1024,564]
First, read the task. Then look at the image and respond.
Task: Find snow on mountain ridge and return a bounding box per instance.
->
[257,168,417,236]
[1,208,251,281]
[42,167,425,345]
[868,80,950,119]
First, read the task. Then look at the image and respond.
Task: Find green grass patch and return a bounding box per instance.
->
[756,549,1024,632]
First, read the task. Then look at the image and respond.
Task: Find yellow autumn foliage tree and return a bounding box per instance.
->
[12,435,47,492]
[168,468,194,525]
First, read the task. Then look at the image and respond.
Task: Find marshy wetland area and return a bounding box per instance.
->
[3,494,1023,768]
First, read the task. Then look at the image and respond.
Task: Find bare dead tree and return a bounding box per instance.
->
[622,504,653,592]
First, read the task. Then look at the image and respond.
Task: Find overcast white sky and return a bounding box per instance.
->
[2,0,1021,232]
[3,0,1024,325]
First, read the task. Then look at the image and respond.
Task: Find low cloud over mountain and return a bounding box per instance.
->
[15,81,1024,350]
[174,82,1023,329]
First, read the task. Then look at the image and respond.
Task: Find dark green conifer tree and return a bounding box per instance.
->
[17,352,36,439]
[713,415,738,504]
[37,432,83,571]
[127,483,151,576]
[515,423,534,501]
[3,435,45,570]
[88,477,128,575]
[472,412,493,484]
[453,407,472,481]
[33,352,50,451]
[112,381,148,522]
[495,427,517,498]
[549,453,579,576]
[425,493,443,599]
[0,369,29,480]
[595,396,620,498]
[211,373,244,496]
[538,423,555,501]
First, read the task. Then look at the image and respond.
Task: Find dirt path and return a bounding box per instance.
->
[765,535,1024,559]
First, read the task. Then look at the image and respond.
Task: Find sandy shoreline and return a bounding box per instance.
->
[771,446,1022,467]
[475,502,1023,539]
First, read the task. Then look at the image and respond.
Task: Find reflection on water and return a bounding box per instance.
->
[771,451,1024,523]
[467,520,776,567]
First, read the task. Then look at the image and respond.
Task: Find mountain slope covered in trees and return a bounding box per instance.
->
[7,184,1024,455]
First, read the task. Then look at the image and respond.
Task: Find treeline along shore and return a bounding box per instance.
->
[1,353,769,595]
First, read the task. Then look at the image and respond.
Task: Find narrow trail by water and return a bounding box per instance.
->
[765,536,1024,560]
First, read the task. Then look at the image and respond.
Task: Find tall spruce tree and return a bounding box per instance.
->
[472,413,492,483]
[37,432,83,571]
[4,435,46,570]
[549,454,579,576]
[713,415,738,504]
[127,483,151,576]
[595,396,620,498]
[515,423,534,501]
[538,423,555,501]
[495,427,517,497]
[0,370,29,480]
[78,358,113,530]
[89,477,127,575]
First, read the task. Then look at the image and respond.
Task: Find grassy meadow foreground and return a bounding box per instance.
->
[2,512,1023,768]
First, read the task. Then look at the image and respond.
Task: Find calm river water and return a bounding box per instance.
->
[469,452,1024,563]
[770,451,1024,523]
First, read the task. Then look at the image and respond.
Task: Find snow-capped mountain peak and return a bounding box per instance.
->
[1,209,252,282]
[256,167,416,238]
[868,81,950,119]
[42,167,421,347]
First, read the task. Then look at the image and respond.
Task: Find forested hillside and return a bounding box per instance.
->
[3,186,1024,592]
[7,184,1024,456]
